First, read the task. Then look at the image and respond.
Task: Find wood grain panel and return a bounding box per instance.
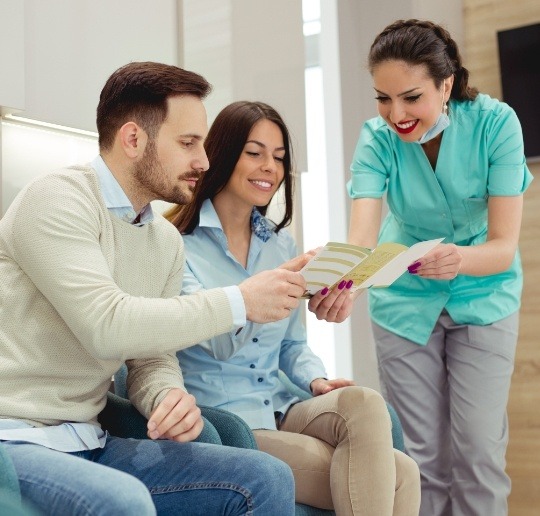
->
[507,170,540,516]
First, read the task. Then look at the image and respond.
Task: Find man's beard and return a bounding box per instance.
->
[134,140,200,206]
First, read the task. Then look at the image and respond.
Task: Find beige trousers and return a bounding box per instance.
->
[253,386,420,516]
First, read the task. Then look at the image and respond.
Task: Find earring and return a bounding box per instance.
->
[443,102,448,114]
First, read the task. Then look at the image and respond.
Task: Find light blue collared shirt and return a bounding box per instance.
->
[178,199,327,430]
[0,157,244,450]
[92,155,155,225]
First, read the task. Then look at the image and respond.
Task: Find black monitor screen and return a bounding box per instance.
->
[497,23,540,160]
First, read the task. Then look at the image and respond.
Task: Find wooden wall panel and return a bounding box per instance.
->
[463,1,540,514]
[508,172,540,515]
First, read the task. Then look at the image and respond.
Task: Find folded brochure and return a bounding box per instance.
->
[300,238,444,296]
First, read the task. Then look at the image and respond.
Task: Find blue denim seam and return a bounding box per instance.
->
[149,481,253,513]
[20,476,93,515]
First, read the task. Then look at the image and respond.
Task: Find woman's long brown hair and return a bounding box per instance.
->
[164,100,295,234]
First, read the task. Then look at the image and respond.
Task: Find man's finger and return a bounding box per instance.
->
[169,417,204,443]
[148,392,179,435]
[148,390,192,438]
[162,406,202,441]
[278,252,313,272]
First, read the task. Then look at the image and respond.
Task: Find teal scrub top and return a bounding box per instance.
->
[347,94,533,345]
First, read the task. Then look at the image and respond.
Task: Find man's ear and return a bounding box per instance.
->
[118,122,148,159]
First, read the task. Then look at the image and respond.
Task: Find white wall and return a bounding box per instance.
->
[182,0,307,246]
[0,0,25,115]
[20,0,180,131]
[0,0,181,212]
[182,0,306,170]
[1,120,98,215]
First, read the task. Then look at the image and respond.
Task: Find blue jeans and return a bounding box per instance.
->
[4,435,295,515]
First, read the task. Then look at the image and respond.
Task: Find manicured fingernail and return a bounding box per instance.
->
[407,262,421,273]
[320,287,329,296]
[338,280,346,289]
[346,280,353,289]
[408,270,418,275]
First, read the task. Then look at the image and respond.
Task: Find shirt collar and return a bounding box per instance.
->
[199,199,273,242]
[199,198,223,230]
[92,155,154,225]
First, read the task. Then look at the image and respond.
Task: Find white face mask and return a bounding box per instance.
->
[415,90,450,145]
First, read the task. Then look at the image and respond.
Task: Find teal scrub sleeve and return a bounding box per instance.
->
[347,121,390,199]
[487,105,534,196]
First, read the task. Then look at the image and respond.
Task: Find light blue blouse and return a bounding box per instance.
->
[347,94,533,345]
[179,199,327,430]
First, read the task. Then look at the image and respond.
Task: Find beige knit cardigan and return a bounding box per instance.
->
[0,166,234,428]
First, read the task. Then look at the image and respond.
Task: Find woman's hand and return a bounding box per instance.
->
[308,280,355,323]
[310,377,355,396]
[408,243,462,279]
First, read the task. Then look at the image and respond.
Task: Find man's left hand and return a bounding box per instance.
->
[147,388,203,442]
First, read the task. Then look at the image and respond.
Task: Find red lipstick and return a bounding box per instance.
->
[393,120,419,134]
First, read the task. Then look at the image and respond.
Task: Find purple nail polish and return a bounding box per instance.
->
[407,262,421,273]
[338,280,346,290]
[320,287,329,296]
[346,280,353,289]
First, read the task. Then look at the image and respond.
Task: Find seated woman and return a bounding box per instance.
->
[165,101,420,515]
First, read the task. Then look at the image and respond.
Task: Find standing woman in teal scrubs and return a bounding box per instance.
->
[347,19,533,516]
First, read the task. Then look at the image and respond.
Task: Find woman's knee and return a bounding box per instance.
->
[313,386,391,444]
[334,385,389,421]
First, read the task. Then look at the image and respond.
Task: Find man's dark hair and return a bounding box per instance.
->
[96,61,212,151]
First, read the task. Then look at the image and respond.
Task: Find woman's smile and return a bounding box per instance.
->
[393,120,419,134]
[249,179,274,191]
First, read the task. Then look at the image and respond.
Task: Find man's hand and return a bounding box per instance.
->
[147,388,203,442]
[239,269,306,323]
[310,377,355,396]
[308,280,360,323]
[277,249,318,272]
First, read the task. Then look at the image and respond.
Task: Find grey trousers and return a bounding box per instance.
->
[373,310,519,516]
